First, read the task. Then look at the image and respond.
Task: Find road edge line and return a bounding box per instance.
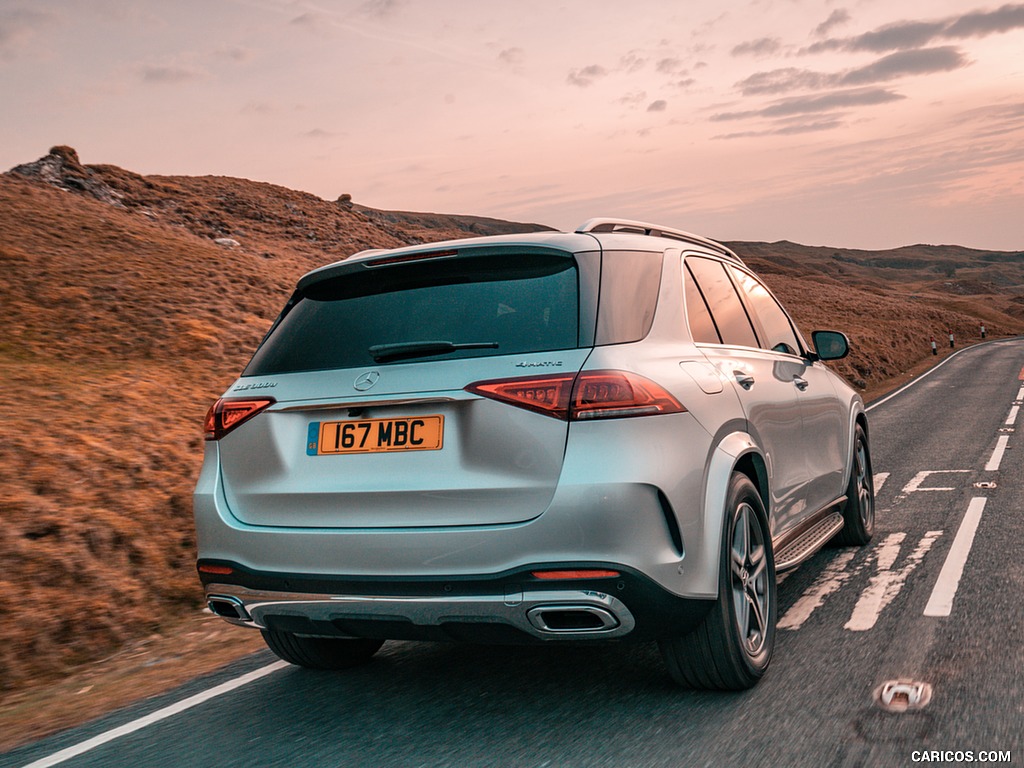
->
[19,661,290,768]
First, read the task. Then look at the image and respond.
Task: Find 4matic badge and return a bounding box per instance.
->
[515,361,564,368]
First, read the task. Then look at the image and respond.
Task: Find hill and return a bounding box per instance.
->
[1,146,1022,699]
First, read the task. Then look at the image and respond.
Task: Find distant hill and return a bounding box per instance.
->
[1,146,1021,695]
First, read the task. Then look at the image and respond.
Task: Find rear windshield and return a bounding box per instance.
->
[245,252,580,375]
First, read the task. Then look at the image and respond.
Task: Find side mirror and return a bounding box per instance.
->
[811,330,850,361]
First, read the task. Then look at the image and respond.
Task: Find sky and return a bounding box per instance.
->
[2,0,1024,251]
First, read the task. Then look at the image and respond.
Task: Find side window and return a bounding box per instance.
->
[727,266,801,355]
[685,257,759,348]
[683,262,721,343]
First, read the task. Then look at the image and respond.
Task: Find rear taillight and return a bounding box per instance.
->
[203,397,276,441]
[465,374,576,419]
[466,370,684,421]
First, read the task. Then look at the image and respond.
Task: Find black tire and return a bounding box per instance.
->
[659,472,776,690]
[832,424,874,546]
[261,630,384,670]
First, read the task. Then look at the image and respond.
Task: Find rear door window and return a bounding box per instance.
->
[684,262,721,343]
[685,256,759,348]
[246,252,579,375]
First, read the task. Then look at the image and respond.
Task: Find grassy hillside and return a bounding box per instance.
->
[1,146,1021,696]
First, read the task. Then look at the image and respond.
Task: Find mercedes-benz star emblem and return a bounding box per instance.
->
[353,370,381,391]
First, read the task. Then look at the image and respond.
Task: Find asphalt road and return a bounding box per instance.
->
[5,338,1022,768]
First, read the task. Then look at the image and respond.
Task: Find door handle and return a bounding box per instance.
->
[733,371,755,390]
[793,376,809,391]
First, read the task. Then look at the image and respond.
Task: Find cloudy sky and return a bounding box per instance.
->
[2,0,1023,250]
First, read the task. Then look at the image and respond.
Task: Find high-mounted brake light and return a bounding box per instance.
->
[466,371,684,421]
[367,249,458,267]
[203,397,276,441]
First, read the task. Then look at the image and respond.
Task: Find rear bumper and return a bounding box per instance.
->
[200,561,715,643]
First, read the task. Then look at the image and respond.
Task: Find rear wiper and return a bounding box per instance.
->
[368,340,499,362]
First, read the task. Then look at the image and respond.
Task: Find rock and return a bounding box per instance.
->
[213,237,241,248]
[7,146,126,208]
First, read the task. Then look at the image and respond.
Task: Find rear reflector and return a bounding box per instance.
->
[198,564,234,575]
[532,569,621,580]
[466,370,684,421]
[204,398,276,441]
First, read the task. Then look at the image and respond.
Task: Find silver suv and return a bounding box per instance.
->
[194,218,874,690]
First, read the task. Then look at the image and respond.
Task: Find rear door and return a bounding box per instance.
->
[684,256,809,532]
[217,247,592,529]
[725,265,847,518]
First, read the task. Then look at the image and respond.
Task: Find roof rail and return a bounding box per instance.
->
[575,217,742,263]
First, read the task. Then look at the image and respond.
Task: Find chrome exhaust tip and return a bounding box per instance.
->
[526,605,620,634]
[207,595,249,621]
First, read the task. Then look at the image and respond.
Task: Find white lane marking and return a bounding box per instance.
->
[845,531,943,631]
[924,497,988,617]
[1017,385,1024,401]
[21,661,290,768]
[901,470,971,493]
[1006,405,1019,426]
[985,435,1010,471]
[873,472,890,493]
[778,550,857,630]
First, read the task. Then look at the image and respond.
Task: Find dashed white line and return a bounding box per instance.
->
[985,435,1010,471]
[873,472,890,493]
[1007,405,1019,426]
[20,661,290,768]
[924,497,988,617]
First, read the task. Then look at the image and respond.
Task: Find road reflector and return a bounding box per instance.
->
[874,680,932,712]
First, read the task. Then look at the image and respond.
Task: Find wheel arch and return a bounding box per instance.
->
[843,406,870,488]
[682,431,768,599]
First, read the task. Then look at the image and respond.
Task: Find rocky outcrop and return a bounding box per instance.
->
[7,145,125,208]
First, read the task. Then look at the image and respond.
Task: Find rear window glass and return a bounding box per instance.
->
[595,251,663,345]
[245,253,579,375]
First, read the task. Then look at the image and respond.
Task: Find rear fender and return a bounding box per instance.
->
[682,431,762,598]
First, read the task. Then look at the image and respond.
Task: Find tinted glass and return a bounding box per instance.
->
[595,251,663,345]
[246,253,579,374]
[684,262,721,343]
[685,257,758,348]
[728,266,801,355]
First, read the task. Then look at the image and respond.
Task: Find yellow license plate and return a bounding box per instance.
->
[307,416,444,455]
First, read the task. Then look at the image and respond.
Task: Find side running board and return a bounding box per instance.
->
[774,511,844,572]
